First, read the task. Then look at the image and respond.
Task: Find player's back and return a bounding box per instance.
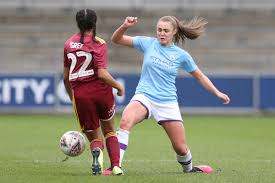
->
[64,33,109,89]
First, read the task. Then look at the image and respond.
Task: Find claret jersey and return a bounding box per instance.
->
[64,33,114,131]
[64,32,108,88]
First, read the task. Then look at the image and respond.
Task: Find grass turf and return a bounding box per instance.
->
[0,114,274,183]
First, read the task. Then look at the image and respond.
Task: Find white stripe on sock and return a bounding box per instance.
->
[176,149,192,172]
[117,128,130,167]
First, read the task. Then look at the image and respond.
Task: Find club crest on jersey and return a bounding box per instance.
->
[169,55,176,61]
[70,42,83,49]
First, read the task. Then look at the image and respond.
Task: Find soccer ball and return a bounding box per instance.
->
[59,131,86,157]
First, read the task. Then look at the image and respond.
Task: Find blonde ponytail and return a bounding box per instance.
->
[159,16,208,44]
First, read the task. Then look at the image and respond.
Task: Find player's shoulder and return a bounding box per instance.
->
[172,46,193,62]
[95,36,106,45]
[174,45,190,56]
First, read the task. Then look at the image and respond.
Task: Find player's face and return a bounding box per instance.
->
[156,21,176,46]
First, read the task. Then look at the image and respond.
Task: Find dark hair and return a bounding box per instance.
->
[76,9,97,43]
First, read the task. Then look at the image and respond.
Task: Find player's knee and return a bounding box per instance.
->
[174,144,189,156]
[119,117,133,131]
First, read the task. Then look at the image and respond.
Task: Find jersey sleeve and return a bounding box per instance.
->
[94,43,108,69]
[181,52,198,72]
[133,36,154,53]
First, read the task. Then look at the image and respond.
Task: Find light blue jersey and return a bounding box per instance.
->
[133,36,198,103]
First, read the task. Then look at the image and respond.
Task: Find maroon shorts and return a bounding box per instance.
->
[72,82,115,132]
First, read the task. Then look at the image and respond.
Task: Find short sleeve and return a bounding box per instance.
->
[181,52,198,73]
[133,36,154,53]
[94,43,108,69]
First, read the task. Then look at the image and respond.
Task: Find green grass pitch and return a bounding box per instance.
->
[0,114,274,183]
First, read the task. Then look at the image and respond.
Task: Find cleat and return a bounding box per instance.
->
[112,166,123,175]
[91,148,103,175]
[103,166,124,176]
[190,165,213,174]
[103,167,112,176]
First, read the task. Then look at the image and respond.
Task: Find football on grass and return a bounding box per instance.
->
[60,131,86,157]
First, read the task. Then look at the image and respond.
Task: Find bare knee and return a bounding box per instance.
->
[119,116,134,131]
[174,144,189,156]
[119,101,147,131]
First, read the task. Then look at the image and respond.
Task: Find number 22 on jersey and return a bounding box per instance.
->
[67,51,94,81]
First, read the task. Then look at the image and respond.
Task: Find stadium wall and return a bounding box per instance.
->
[0,73,274,114]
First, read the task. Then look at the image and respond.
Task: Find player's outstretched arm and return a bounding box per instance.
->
[111,17,138,47]
[98,68,125,96]
[190,68,230,104]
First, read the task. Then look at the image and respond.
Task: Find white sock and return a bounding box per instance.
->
[176,149,193,172]
[117,128,130,167]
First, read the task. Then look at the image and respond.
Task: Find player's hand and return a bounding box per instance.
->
[123,16,138,28]
[117,84,125,96]
[217,92,230,104]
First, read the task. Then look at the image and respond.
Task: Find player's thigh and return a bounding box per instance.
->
[73,95,100,132]
[95,89,116,135]
[120,101,148,130]
[96,89,115,122]
[161,122,188,154]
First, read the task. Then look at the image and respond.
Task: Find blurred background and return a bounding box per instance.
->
[0,0,274,114]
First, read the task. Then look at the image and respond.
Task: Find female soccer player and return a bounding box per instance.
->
[111,16,230,173]
[63,9,123,175]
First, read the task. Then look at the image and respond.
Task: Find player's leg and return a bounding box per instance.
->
[161,122,193,172]
[117,99,149,167]
[100,117,119,168]
[161,122,213,173]
[151,101,194,173]
[72,92,104,175]
[84,129,104,150]
[97,87,123,175]
[100,117,123,175]
[155,100,213,174]
[84,129,104,175]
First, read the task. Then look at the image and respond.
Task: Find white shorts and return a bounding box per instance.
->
[130,94,183,124]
